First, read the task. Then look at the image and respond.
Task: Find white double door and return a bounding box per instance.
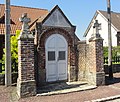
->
[45,34,68,82]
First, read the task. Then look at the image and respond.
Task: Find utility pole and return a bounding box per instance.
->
[107,0,113,79]
[5,0,11,86]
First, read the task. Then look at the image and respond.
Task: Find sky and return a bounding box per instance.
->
[0,0,120,40]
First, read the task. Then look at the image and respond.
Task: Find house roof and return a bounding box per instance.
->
[99,10,120,31]
[0,4,48,35]
[84,10,120,37]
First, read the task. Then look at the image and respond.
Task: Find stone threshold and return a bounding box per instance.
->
[37,81,97,96]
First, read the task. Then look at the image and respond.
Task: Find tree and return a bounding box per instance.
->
[11,30,20,65]
[0,30,20,71]
[103,46,108,57]
[104,46,120,57]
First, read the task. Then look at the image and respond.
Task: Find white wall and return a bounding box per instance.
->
[86,13,117,46]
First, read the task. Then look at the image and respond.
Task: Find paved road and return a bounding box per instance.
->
[1,73,120,102]
[19,86,120,102]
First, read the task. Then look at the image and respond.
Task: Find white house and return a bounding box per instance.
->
[84,10,120,46]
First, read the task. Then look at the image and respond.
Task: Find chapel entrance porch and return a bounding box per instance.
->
[36,27,78,86]
[37,81,96,96]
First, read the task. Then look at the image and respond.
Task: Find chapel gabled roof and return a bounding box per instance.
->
[84,10,120,37]
[0,4,48,35]
[30,5,74,29]
[41,5,74,27]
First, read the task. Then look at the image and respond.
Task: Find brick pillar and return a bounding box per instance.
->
[68,46,77,82]
[17,32,36,98]
[88,35,105,86]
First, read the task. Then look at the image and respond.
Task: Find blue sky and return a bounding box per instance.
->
[0,0,120,40]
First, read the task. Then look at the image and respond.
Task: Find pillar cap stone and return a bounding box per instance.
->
[18,13,34,40]
[18,32,34,40]
[89,34,103,42]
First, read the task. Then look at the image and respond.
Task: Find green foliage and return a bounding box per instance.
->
[103,46,108,57]
[11,30,20,64]
[0,30,20,71]
[103,46,120,57]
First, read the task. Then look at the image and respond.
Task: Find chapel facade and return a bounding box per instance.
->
[17,5,105,98]
[34,6,79,86]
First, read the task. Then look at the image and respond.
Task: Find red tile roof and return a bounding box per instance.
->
[0,4,48,35]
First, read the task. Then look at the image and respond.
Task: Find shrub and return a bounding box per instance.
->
[0,30,20,71]
[103,46,120,57]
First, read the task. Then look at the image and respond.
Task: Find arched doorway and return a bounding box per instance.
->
[45,34,68,82]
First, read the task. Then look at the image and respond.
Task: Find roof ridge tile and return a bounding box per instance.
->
[0,4,48,11]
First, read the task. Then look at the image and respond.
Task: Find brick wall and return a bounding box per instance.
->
[77,37,105,86]
[77,42,88,81]
[89,39,105,85]
[18,39,35,81]
[17,33,36,98]
[36,26,77,85]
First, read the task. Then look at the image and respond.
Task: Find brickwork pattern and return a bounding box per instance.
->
[88,40,97,84]
[77,37,105,86]
[36,26,77,85]
[77,43,87,81]
[39,27,74,47]
[18,39,35,81]
[95,40,104,72]
[17,36,36,98]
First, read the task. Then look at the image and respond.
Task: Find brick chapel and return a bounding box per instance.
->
[0,4,105,98]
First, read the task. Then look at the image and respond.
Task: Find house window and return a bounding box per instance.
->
[117,32,120,46]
